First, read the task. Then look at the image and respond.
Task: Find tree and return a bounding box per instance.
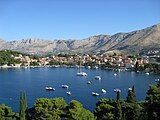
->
[30,61,39,66]
[126,86,136,103]
[19,91,27,120]
[115,91,123,120]
[0,50,21,66]
[132,86,136,102]
[0,104,16,120]
[137,101,148,120]
[124,103,142,120]
[145,83,160,120]
[30,98,67,120]
[94,98,115,120]
[65,100,95,120]
[135,62,139,71]
[125,86,142,120]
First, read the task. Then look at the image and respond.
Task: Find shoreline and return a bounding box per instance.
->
[0,65,157,74]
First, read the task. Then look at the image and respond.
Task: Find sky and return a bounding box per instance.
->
[0,0,159,41]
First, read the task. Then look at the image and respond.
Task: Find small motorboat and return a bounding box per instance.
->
[95,76,101,80]
[92,92,99,96]
[87,66,91,69]
[87,81,91,84]
[114,73,117,76]
[67,91,71,95]
[128,87,132,91]
[101,89,107,93]
[94,66,98,69]
[45,87,55,91]
[62,85,69,88]
[77,72,88,76]
[113,88,121,92]
[146,72,150,75]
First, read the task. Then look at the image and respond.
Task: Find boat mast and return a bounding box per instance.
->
[79,58,81,72]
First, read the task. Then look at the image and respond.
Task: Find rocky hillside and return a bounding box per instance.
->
[0,24,160,55]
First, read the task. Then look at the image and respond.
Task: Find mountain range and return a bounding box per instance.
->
[0,24,160,55]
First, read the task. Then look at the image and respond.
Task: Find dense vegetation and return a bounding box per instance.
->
[0,50,40,66]
[135,62,160,74]
[0,50,21,65]
[0,82,160,120]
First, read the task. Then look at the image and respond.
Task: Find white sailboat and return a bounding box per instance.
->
[77,60,87,76]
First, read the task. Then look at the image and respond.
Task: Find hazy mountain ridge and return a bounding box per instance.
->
[0,24,160,55]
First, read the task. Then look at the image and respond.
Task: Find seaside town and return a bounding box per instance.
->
[1,0,160,120]
[1,49,160,72]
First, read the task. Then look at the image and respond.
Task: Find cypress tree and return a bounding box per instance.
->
[23,92,29,119]
[132,86,136,102]
[115,91,123,120]
[19,91,27,120]
[19,91,24,120]
[126,86,136,103]
[23,92,27,111]
[117,91,121,102]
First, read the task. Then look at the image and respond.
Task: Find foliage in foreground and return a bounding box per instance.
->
[28,98,94,120]
[0,82,160,120]
[0,104,18,120]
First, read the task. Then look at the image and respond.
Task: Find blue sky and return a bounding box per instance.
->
[0,0,159,41]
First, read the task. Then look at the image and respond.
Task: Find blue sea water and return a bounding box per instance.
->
[0,67,159,112]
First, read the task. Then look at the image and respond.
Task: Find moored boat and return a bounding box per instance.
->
[45,87,55,91]
[128,87,132,91]
[155,79,160,82]
[87,66,91,69]
[101,89,107,93]
[94,66,98,69]
[92,92,99,96]
[95,76,101,80]
[114,73,117,76]
[77,60,87,76]
[67,91,71,95]
[113,88,121,92]
[62,85,69,88]
[77,72,87,76]
[87,81,91,84]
